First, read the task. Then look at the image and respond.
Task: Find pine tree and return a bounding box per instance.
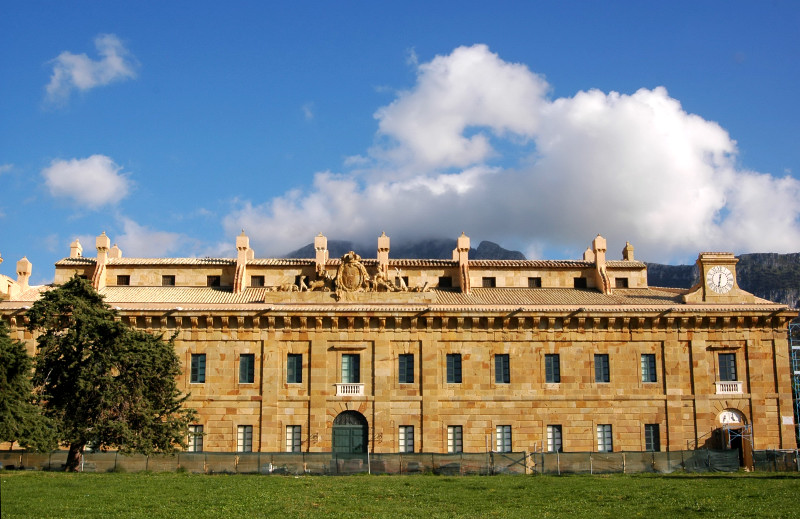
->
[26,276,195,471]
[0,320,54,450]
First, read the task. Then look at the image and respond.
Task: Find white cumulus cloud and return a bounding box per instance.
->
[223,44,800,263]
[45,34,138,104]
[42,155,131,208]
[114,218,186,258]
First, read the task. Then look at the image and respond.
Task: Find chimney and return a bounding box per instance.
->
[453,232,471,294]
[92,232,111,290]
[233,230,251,294]
[16,256,32,292]
[377,232,390,276]
[622,242,634,261]
[109,244,122,259]
[314,233,329,275]
[70,239,83,258]
[591,235,612,295]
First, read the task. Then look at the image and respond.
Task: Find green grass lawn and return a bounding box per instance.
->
[2,471,799,518]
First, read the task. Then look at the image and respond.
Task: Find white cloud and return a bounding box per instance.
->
[42,155,131,208]
[223,44,800,263]
[114,218,185,258]
[302,102,314,120]
[0,164,12,175]
[45,34,138,104]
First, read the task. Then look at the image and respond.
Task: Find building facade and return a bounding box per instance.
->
[1,232,796,458]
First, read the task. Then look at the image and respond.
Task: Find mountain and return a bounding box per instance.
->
[647,253,800,309]
[283,239,526,260]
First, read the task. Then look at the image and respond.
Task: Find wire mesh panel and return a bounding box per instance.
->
[708,450,739,472]
[753,450,798,472]
[203,452,237,474]
[234,453,260,474]
[20,452,53,470]
[557,453,593,474]
[652,451,683,473]
[432,453,464,475]
[81,452,118,472]
[623,452,656,473]
[591,453,624,474]
[0,452,23,469]
[492,452,527,474]
[399,453,433,474]
[115,453,148,472]
[178,453,206,473]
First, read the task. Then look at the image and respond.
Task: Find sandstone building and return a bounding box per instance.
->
[1,232,796,461]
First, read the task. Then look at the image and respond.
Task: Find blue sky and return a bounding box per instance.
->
[2,1,799,284]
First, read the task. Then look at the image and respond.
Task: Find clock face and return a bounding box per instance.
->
[706,266,734,294]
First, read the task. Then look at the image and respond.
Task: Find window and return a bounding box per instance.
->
[528,277,542,288]
[341,354,360,383]
[597,424,613,452]
[547,425,562,452]
[446,353,462,384]
[496,425,512,452]
[294,275,309,290]
[719,353,737,381]
[286,425,301,452]
[574,277,587,289]
[447,425,463,453]
[187,425,203,452]
[287,353,302,384]
[239,353,255,384]
[644,424,660,452]
[399,354,414,384]
[615,277,629,288]
[399,425,414,453]
[237,425,253,452]
[482,276,496,288]
[438,276,453,288]
[641,354,657,383]
[495,354,510,384]
[161,275,175,286]
[116,275,130,286]
[207,275,221,287]
[545,354,561,383]
[594,354,610,383]
[250,275,265,287]
[190,354,206,383]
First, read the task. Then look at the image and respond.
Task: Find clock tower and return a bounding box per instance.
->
[683,252,760,304]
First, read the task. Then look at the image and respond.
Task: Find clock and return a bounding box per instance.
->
[706,265,734,294]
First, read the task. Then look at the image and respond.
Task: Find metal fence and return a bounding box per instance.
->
[1,449,797,474]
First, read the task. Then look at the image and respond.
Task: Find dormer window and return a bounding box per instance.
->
[207,275,221,287]
[482,277,496,288]
[438,276,453,288]
[615,277,629,288]
[162,275,176,286]
[574,277,587,289]
[116,275,130,286]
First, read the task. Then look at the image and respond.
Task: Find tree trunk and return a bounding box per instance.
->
[65,442,85,472]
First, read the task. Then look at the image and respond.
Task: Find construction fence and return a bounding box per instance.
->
[1,449,798,475]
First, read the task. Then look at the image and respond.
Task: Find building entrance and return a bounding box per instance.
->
[332,411,368,454]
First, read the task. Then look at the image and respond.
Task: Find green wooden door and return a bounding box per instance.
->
[332,411,368,454]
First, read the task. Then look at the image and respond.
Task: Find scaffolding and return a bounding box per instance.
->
[790,319,800,446]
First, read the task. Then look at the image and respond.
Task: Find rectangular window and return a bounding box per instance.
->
[287,353,302,384]
[207,275,221,287]
[341,354,360,383]
[597,424,613,452]
[574,277,587,289]
[594,354,610,383]
[496,425,512,452]
[545,354,561,383]
[239,353,255,384]
[399,425,414,453]
[398,354,414,384]
[446,353,462,384]
[641,353,657,383]
[547,425,562,453]
[237,425,253,452]
[644,424,660,452]
[285,425,301,452]
[116,275,130,286]
[250,275,265,287]
[438,276,453,288]
[719,353,737,381]
[482,276,496,288]
[495,354,510,384]
[528,277,542,288]
[447,425,463,453]
[187,425,203,453]
[161,275,176,286]
[615,277,629,288]
[190,354,206,384]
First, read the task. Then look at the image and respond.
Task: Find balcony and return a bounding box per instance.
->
[335,383,364,396]
[715,381,743,394]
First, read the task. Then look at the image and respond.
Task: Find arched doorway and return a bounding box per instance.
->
[332,411,368,454]
[716,409,753,469]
